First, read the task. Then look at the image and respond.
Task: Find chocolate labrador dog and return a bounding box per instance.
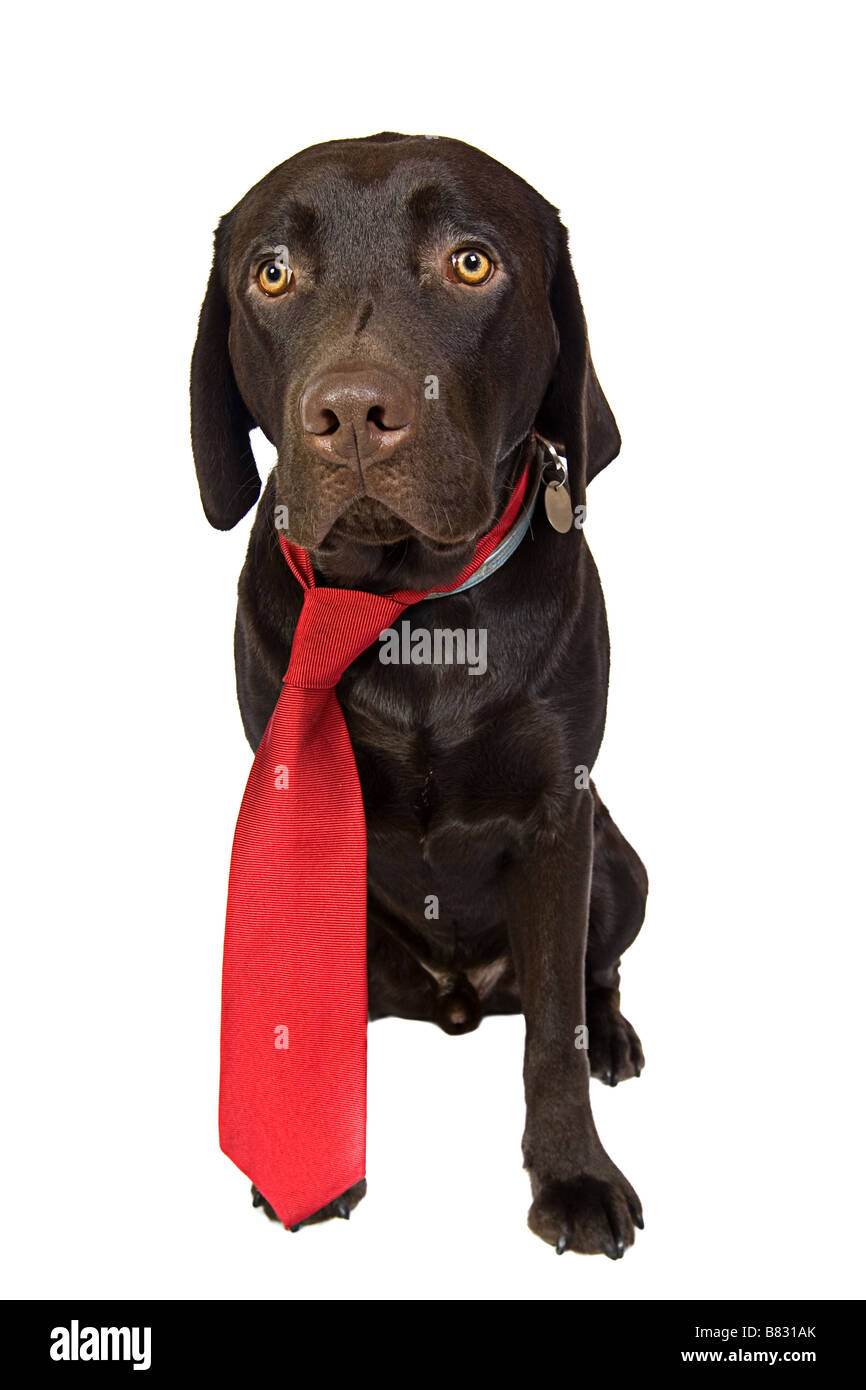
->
[191,133,648,1257]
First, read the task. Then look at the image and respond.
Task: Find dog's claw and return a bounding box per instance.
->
[588,996,645,1086]
[252,1190,263,1208]
[556,1234,568,1255]
[336,1202,350,1219]
[289,1223,301,1233]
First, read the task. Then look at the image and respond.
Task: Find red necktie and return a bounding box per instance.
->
[219,463,531,1228]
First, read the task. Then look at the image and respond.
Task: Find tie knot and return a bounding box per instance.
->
[286,586,405,689]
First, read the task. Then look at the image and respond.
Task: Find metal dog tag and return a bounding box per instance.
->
[537,437,573,533]
[544,479,573,533]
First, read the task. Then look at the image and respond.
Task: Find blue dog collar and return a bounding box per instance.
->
[433,453,544,598]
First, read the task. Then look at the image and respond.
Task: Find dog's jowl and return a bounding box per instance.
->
[191,133,648,1257]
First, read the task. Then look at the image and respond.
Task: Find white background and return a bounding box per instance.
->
[2,1,864,1301]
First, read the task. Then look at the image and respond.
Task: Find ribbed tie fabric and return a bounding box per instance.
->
[219,463,531,1228]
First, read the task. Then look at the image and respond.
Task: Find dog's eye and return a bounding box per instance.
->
[256,258,292,296]
[451,248,493,285]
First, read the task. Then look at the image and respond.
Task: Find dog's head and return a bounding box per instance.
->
[191,134,619,587]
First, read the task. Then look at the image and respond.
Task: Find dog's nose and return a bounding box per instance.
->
[299,366,417,464]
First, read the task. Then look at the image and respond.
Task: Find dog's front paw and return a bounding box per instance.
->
[528,1171,643,1258]
[587,989,644,1085]
[251,1178,367,1229]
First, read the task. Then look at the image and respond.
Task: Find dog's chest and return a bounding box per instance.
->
[342,665,576,911]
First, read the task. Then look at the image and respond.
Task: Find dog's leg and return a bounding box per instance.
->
[366,915,439,1025]
[507,789,642,1256]
[585,783,648,1085]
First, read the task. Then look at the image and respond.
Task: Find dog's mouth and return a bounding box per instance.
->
[327,496,414,546]
[324,492,478,551]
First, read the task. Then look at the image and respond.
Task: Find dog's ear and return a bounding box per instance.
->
[190,216,260,529]
[535,221,621,505]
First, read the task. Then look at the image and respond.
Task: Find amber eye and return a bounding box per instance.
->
[451,247,493,285]
[257,258,291,295]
